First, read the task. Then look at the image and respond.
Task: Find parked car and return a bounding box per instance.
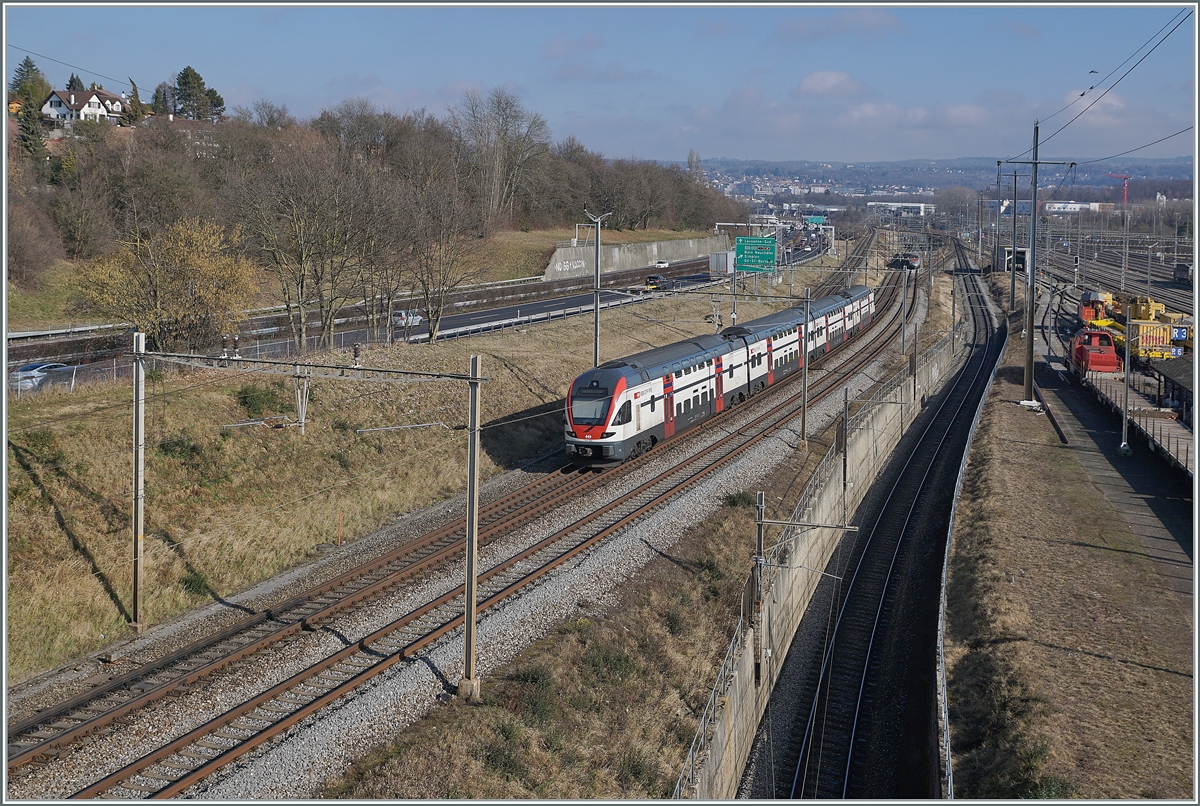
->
[8,362,69,393]
[391,309,423,328]
[645,274,667,290]
[654,259,670,269]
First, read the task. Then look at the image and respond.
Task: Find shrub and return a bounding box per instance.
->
[236,382,287,418]
[616,745,662,793]
[722,491,756,508]
[180,570,209,596]
[582,643,637,682]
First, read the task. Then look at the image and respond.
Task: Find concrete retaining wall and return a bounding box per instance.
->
[542,235,730,281]
[682,320,966,799]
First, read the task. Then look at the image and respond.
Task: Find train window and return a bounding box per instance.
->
[676,402,682,416]
[701,389,708,403]
[650,395,656,412]
[611,400,632,426]
[728,365,734,378]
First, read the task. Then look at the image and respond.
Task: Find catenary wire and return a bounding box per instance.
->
[6,44,133,89]
[1004,8,1192,162]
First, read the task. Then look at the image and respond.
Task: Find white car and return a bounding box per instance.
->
[391,310,423,328]
[654,260,670,269]
[8,362,70,393]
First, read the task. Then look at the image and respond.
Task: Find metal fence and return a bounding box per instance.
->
[6,295,652,400]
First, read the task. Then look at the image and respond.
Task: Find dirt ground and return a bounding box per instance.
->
[943,328,1193,798]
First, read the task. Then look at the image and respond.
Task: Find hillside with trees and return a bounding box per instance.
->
[7,64,746,348]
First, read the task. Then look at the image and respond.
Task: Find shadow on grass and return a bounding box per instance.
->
[480,399,564,470]
[152,530,255,615]
[8,439,132,624]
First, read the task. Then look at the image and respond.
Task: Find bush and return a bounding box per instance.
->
[236,382,287,418]
[582,643,636,682]
[180,570,210,596]
[722,491,757,508]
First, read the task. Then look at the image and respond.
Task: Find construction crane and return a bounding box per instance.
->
[1107,173,1130,207]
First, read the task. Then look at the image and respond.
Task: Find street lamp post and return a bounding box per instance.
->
[584,209,612,367]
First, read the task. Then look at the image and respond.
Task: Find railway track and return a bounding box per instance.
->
[6,229,873,776]
[785,266,1002,798]
[13,231,924,798]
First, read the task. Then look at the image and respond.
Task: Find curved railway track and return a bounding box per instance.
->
[785,266,1002,798]
[6,227,873,777]
[68,243,908,799]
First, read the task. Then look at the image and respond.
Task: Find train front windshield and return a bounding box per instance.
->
[571,385,611,425]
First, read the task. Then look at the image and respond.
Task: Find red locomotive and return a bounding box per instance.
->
[1068,328,1122,376]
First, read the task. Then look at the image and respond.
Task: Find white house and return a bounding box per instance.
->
[41,88,126,125]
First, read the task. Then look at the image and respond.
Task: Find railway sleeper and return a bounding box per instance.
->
[256,703,296,715]
[155,759,200,771]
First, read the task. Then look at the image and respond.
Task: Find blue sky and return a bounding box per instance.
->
[5,4,1196,164]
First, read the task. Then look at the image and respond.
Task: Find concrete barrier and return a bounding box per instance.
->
[542,235,731,281]
[676,316,970,800]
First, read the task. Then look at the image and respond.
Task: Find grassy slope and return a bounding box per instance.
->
[5,292,787,683]
[4,228,716,332]
[944,286,1192,798]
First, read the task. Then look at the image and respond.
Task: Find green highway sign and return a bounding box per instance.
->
[735,236,777,272]
[806,216,826,224]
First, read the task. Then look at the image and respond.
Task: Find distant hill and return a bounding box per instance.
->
[688,156,1193,195]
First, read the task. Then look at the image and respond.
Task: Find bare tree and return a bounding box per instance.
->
[449,88,551,227]
[234,129,378,350]
[401,178,486,342]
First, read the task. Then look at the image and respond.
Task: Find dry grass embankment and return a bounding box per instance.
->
[323,496,759,799]
[944,315,1192,797]
[5,293,786,684]
[4,228,714,332]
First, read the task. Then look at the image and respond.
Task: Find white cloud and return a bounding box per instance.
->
[792,70,864,98]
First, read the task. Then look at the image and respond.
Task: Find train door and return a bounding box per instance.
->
[714,355,725,412]
[664,369,676,438]
[766,336,775,386]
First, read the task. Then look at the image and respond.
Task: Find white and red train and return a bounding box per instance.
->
[565,285,876,465]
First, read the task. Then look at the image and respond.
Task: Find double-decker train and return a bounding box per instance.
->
[565,285,876,466]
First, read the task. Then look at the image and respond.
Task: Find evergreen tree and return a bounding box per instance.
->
[17,99,46,160]
[9,56,50,104]
[174,66,210,120]
[205,87,225,122]
[151,81,175,117]
[122,79,148,125]
[67,73,85,91]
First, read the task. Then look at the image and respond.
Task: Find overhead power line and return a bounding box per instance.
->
[7,43,133,88]
[1004,8,1193,162]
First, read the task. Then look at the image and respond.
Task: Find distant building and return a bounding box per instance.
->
[867,201,937,218]
[41,88,127,125]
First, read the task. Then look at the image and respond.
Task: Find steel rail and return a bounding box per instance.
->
[787,272,993,801]
[10,229,883,772]
[789,272,996,798]
[70,236,914,799]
